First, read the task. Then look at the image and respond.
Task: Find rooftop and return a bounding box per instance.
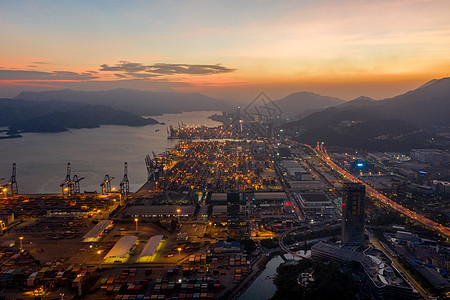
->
[253,192,288,200]
[300,193,331,203]
[104,235,138,260]
[138,235,164,261]
[82,219,113,241]
[312,242,414,290]
[125,205,195,216]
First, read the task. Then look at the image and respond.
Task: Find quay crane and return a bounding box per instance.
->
[60,163,84,196]
[145,154,153,181]
[119,162,130,196]
[100,175,114,194]
[71,175,84,194]
[145,153,161,181]
[1,163,18,196]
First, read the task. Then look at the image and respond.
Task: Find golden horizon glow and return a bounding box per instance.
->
[1,1,450,100]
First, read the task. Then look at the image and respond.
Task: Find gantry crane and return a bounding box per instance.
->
[60,163,84,196]
[145,154,153,181]
[71,174,84,194]
[2,163,18,196]
[100,174,114,194]
[119,162,130,196]
[145,154,161,181]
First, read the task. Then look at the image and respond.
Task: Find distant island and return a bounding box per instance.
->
[0,98,158,134]
[0,133,22,140]
[0,88,234,135]
[15,88,231,116]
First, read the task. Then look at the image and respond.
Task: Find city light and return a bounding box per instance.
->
[19,236,23,252]
[97,250,103,269]
[2,2,448,298]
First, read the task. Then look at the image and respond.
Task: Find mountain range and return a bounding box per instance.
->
[282,77,450,151]
[0,99,158,134]
[15,88,231,116]
[3,88,232,135]
[2,77,450,150]
[273,91,344,119]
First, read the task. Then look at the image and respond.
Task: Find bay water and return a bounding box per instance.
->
[0,111,220,194]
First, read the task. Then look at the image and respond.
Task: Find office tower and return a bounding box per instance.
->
[342,182,365,246]
[227,191,240,228]
[227,191,240,218]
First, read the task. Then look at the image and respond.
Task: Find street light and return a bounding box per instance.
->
[176,209,181,224]
[19,236,23,252]
[177,247,182,266]
[134,218,139,232]
[76,274,82,296]
[97,250,102,269]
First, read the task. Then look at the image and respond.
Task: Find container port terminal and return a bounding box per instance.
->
[0,121,449,299]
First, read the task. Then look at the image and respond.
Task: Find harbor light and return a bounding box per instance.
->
[177,247,182,265]
[97,250,102,269]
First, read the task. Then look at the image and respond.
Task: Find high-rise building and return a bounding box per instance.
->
[227,191,240,224]
[342,182,365,246]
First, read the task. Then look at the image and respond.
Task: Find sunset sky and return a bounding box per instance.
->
[1,0,450,101]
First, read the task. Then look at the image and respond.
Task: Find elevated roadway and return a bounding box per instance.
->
[279,226,305,259]
[298,142,450,239]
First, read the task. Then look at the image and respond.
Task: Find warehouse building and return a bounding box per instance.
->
[297,192,333,214]
[82,219,113,242]
[103,235,138,263]
[137,235,164,263]
[124,205,194,219]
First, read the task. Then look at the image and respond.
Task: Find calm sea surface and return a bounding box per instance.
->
[0,111,221,194]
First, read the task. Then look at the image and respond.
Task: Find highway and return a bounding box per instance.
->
[298,142,450,239]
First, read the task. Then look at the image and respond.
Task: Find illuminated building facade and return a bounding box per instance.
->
[342,182,365,246]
